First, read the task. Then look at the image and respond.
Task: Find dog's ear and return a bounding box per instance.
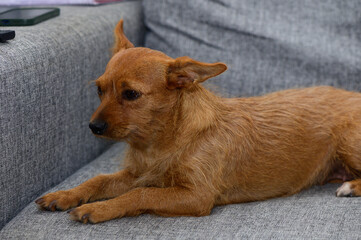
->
[166,56,227,89]
[112,19,134,56]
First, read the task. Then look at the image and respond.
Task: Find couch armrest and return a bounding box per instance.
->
[0,1,144,229]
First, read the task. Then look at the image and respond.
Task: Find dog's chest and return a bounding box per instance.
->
[133,167,179,188]
[128,153,182,188]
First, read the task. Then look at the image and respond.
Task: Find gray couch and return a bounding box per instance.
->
[1,0,360,239]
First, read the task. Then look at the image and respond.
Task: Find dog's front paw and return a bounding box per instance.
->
[35,190,84,211]
[68,201,123,224]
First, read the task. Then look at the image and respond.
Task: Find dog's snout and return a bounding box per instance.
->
[89,120,108,135]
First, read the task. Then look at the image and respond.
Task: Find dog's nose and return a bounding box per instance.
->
[89,120,107,135]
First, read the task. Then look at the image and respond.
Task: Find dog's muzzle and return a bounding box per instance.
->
[89,120,107,135]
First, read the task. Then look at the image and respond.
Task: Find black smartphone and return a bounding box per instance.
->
[0,8,60,26]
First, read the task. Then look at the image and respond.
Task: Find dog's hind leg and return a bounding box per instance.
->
[335,129,361,197]
[336,179,361,197]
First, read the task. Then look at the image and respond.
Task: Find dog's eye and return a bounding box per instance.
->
[97,86,102,96]
[122,90,141,101]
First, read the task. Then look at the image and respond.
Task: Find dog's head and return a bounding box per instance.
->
[89,20,227,146]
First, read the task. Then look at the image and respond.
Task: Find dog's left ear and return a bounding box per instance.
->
[112,19,134,56]
[166,56,227,89]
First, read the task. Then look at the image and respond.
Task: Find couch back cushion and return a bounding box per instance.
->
[143,0,361,97]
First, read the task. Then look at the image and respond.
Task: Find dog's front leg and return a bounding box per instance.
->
[68,187,214,223]
[35,169,135,211]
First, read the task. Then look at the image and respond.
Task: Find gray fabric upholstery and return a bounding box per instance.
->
[0,1,144,228]
[0,143,360,239]
[144,0,361,97]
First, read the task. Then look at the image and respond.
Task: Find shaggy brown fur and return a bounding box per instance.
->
[35,20,361,224]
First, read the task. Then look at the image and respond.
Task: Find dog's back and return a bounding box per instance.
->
[214,86,361,203]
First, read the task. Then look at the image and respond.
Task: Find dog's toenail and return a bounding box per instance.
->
[49,200,57,211]
[81,214,90,223]
[55,206,62,211]
[35,198,44,204]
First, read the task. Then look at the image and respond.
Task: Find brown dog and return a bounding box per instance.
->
[35,20,361,223]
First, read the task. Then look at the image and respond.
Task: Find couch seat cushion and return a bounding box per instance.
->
[0,142,360,239]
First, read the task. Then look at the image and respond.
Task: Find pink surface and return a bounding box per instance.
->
[1,0,123,6]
